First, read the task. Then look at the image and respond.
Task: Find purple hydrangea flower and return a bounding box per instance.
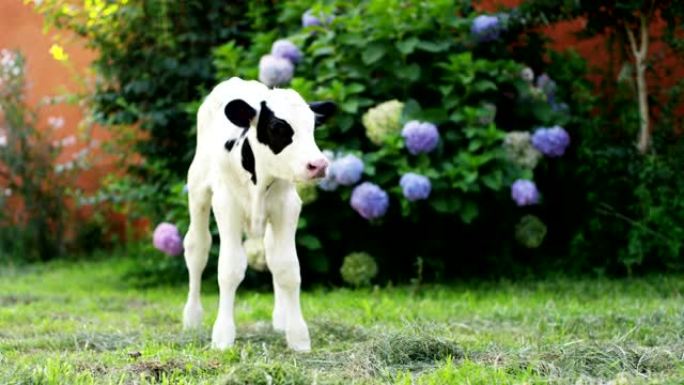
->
[302,9,323,27]
[153,222,183,256]
[511,179,540,207]
[399,173,431,201]
[471,15,501,42]
[351,182,389,220]
[258,55,294,87]
[531,126,570,157]
[401,121,440,155]
[271,39,302,64]
[536,73,557,103]
[318,150,339,191]
[331,154,364,186]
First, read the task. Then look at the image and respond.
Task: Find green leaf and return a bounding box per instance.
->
[396,37,420,55]
[298,234,322,250]
[346,83,366,94]
[362,43,387,65]
[460,201,479,223]
[473,80,497,93]
[398,63,421,81]
[340,99,359,113]
[416,40,450,53]
[402,99,422,121]
[430,196,461,213]
[481,170,503,190]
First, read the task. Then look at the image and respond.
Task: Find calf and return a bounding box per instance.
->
[182,77,335,352]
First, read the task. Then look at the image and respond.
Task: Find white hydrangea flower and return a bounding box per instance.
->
[520,67,534,83]
[362,100,404,145]
[503,131,542,169]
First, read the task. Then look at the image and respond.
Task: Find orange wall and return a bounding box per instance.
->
[0,1,114,192]
[0,1,132,240]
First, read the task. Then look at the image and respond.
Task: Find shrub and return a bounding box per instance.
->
[203,0,585,282]
[0,50,89,261]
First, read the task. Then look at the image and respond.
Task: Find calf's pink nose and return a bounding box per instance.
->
[306,158,328,178]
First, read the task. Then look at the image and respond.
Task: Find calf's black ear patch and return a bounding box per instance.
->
[224,139,236,152]
[256,101,294,155]
[309,101,337,126]
[241,138,257,184]
[225,99,256,129]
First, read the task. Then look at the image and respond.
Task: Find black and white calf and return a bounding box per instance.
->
[182,77,335,351]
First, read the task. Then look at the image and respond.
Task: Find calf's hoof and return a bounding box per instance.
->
[182,302,203,329]
[286,325,311,352]
[211,318,236,350]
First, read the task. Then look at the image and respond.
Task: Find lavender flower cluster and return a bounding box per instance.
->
[302,9,333,28]
[318,151,364,191]
[153,222,183,256]
[504,69,572,211]
[471,15,501,43]
[401,121,440,155]
[259,39,301,87]
[259,9,335,87]
[531,126,570,157]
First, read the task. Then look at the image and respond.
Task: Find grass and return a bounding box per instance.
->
[1,257,683,384]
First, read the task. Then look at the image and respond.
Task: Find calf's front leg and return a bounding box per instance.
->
[265,189,310,352]
[210,189,247,350]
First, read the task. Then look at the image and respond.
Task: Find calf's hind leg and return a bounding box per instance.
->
[182,184,213,329]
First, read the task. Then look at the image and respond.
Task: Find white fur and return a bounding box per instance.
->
[182,77,325,352]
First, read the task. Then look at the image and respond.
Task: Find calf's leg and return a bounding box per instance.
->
[265,188,310,352]
[182,184,212,329]
[210,188,246,350]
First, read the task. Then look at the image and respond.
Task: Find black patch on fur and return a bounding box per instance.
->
[224,139,236,152]
[309,101,337,126]
[256,101,294,155]
[241,138,257,184]
[225,99,256,129]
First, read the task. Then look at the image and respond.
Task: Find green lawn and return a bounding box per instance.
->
[1,258,683,384]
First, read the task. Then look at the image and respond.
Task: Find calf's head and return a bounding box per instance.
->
[224,88,335,183]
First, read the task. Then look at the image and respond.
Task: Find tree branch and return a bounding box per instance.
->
[639,14,649,59]
[625,24,640,60]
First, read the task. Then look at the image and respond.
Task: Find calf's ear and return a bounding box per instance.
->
[225,99,256,129]
[309,101,337,127]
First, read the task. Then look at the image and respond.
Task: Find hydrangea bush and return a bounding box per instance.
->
[200,0,584,282]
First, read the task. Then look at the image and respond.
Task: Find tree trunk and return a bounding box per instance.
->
[635,58,649,153]
[626,16,650,154]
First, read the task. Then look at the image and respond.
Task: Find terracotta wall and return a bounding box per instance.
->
[0,1,114,192]
[0,1,130,239]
